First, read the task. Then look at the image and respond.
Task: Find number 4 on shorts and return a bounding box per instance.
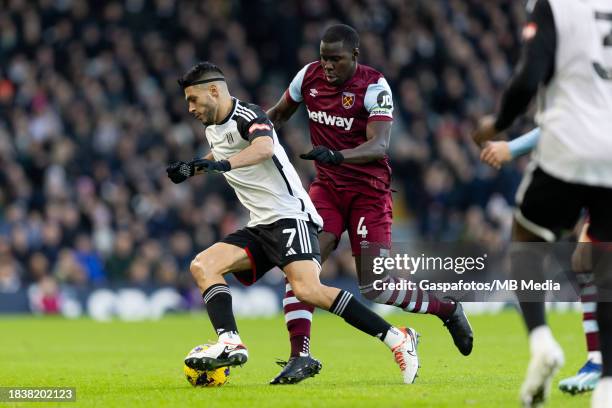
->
[357,217,368,238]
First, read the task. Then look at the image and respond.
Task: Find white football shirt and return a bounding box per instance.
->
[204,98,323,228]
[534,0,612,187]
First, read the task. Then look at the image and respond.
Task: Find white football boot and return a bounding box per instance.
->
[185,340,248,371]
[520,326,565,407]
[391,327,420,384]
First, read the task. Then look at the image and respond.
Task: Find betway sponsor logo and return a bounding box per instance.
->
[307,109,354,131]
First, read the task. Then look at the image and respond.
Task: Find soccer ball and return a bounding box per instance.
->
[183,344,230,387]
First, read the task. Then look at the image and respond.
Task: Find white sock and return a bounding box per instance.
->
[219,331,242,344]
[589,351,603,365]
[529,325,556,353]
[382,326,405,349]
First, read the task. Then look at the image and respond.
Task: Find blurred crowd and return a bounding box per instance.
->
[0,0,535,293]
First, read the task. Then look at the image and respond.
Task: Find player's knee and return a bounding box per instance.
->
[189,251,222,283]
[189,257,205,282]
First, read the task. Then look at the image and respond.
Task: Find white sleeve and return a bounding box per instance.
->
[364,77,394,120]
[287,64,309,103]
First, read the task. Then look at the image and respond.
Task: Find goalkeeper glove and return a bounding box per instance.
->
[299,146,344,165]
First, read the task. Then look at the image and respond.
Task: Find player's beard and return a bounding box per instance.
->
[201,107,217,126]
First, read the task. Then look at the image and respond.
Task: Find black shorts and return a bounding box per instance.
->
[222,218,321,286]
[516,165,612,242]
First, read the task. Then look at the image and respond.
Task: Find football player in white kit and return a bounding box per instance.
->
[481,128,603,395]
[166,61,420,384]
[472,0,612,406]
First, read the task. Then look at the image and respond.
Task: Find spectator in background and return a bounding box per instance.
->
[128,258,151,286]
[105,230,134,282]
[156,257,179,287]
[0,258,21,293]
[28,275,62,314]
[74,234,105,284]
[54,248,87,286]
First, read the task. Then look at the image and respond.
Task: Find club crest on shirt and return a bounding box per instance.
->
[342,92,355,109]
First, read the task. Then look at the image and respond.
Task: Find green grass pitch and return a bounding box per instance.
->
[0,311,592,407]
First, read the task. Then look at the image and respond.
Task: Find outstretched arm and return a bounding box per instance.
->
[341,120,391,163]
[472,0,556,146]
[167,137,274,183]
[508,127,540,158]
[301,76,394,166]
[167,111,277,183]
[225,136,273,169]
[299,121,392,165]
[480,127,541,169]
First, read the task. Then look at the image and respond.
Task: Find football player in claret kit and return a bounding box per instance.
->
[264,24,474,384]
[167,61,420,385]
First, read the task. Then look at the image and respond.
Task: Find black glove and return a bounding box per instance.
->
[191,158,232,174]
[299,146,344,165]
[166,159,231,184]
[166,160,195,184]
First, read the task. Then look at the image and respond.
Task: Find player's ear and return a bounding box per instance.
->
[208,84,219,98]
[352,48,359,60]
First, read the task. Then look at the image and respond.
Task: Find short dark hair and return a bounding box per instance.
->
[178,61,225,89]
[321,24,359,51]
